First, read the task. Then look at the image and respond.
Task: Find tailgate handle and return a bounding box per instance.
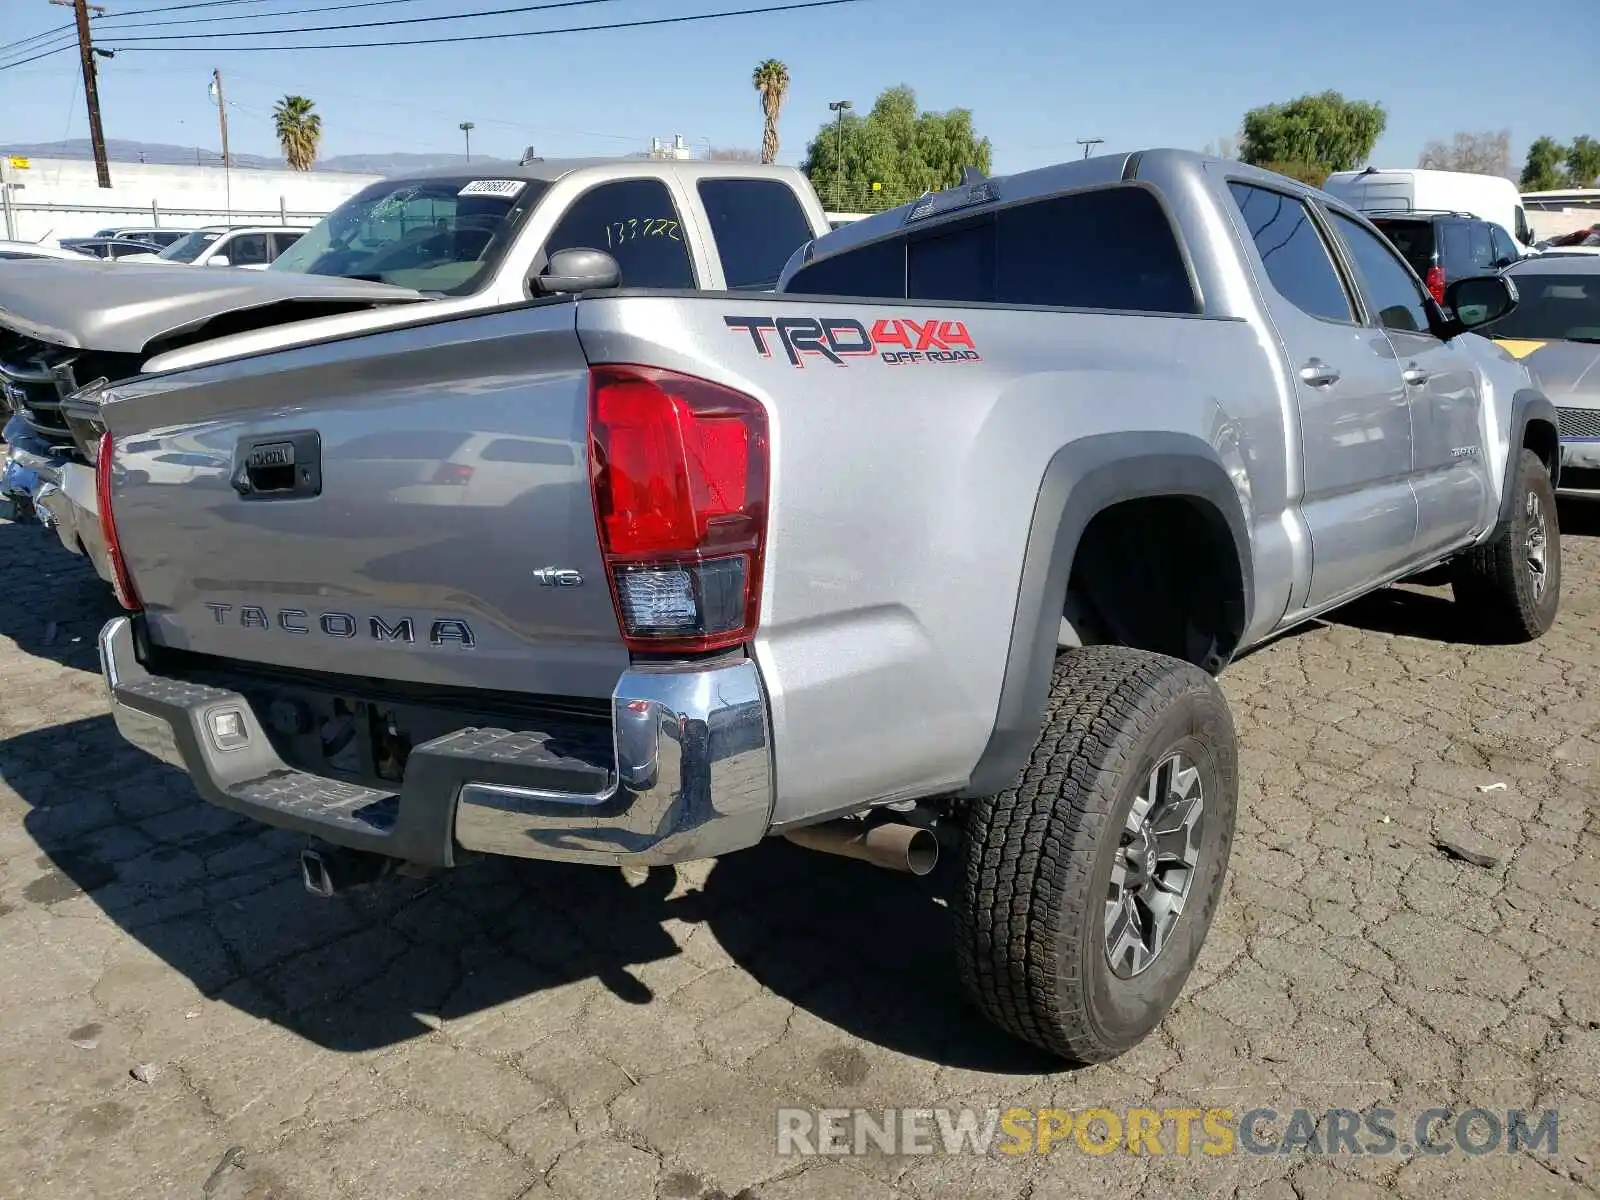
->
[233,430,322,500]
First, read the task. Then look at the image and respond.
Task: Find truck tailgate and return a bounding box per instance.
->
[103,302,629,698]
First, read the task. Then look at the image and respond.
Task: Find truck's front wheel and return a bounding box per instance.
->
[955,646,1237,1063]
[1450,448,1560,642]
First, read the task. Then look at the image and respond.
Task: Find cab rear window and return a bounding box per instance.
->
[1371,219,1435,277]
[784,184,1197,314]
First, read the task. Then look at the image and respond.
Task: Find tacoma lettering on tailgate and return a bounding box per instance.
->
[202,603,476,647]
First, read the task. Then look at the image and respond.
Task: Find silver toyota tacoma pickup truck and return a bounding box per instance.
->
[88,150,1558,1063]
[1,157,829,579]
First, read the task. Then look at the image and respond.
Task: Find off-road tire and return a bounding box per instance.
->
[954,645,1237,1063]
[1450,448,1560,643]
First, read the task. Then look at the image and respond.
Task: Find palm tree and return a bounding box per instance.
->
[752,59,789,166]
[273,95,322,172]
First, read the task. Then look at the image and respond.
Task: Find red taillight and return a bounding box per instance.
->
[431,461,474,485]
[588,364,768,654]
[95,431,141,611]
[1425,265,1446,306]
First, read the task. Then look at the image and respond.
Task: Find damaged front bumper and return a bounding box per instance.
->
[1,414,111,579]
[97,616,776,869]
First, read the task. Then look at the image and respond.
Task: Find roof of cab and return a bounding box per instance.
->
[373,157,814,185]
[784,148,1350,274]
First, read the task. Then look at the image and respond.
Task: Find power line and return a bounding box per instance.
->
[106,0,869,51]
[98,0,430,31]
[0,41,78,72]
[92,0,312,17]
[0,21,76,58]
[103,0,631,42]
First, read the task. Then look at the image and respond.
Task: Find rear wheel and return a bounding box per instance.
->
[954,646,1237,1063]
[1451,448,1560,642]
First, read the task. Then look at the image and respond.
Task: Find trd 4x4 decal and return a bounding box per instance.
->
[724,315,981,367]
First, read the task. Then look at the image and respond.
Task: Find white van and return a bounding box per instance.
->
[1322,167,1536,253]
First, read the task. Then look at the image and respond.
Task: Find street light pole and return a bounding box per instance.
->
[460,121,475,163]
[209,68,232,220]
[827,99,852,209]
[1076,137,1104,160]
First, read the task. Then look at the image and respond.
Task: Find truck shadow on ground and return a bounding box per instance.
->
[0,518,122,675]
[2,716,1054,1074]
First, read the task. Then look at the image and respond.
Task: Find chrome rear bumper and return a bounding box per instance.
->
[98,616,775,868]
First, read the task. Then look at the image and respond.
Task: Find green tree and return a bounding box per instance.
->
[1566,135,1600,187]
[752,59,789,166]
[1239,91,1386,175]
[1258,161,1331,188]
[800,85,993,213]
[272,95,322,172]
[1521,137,1569,191]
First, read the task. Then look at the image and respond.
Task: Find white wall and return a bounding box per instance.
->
[0,157,382,242]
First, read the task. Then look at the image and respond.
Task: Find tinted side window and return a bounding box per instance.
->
[907,220,996,303]
[1330,212,1433,335]
[783,237,905,297]
[227,234,270,266]
[994,187,1196,312]
[698,179,814,291]
[1228,182,1353,322]
[544,179,695,289]
[1466,222,1496,271]
[1439,223,1471,275]
[1490,225,1517,266]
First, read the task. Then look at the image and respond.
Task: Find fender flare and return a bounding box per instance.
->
[1493,389,1559,535]
[960,431,1254,799]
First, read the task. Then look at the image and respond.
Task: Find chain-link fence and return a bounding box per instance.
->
[810,179,928,215]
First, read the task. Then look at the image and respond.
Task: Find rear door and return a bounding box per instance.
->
[105,301,630,698]
[1325,209,1493,558]
[1226,180,1417,611]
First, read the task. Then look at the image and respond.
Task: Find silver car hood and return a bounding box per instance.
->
[1494,337,1600,403]
[0,259,426,354]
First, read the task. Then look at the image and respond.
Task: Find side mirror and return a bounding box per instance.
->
[532,247,620,295]
[1439,274,1519,338]
[205,254,230,267]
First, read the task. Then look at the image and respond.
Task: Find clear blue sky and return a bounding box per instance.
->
[0,0,1594,173]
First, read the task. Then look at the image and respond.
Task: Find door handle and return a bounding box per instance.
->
[1299,359,1341,387]
[1402,365,1430,387]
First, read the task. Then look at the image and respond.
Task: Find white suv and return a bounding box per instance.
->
[125,225,309,270]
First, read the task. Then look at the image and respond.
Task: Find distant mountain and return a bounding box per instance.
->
[0,137,522,176]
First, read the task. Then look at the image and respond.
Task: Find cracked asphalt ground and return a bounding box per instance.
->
[1,507,1598,1200]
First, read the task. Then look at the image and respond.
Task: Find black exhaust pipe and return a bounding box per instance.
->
[300,845,397,898]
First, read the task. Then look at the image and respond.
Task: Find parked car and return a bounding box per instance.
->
[60,236,174,261]
[0,239,96,261]
[119,225,310,269]
[1475,255,1600,494]
[1322,166,1536,253]
[92,226,193,249]
[1365,211,1522,308]
[0,158,830,570]
[85,150,1556,1064]
[1533,225,1600,257]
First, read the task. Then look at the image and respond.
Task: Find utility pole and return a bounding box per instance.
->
[50,0,111,188]
[459,121,474,162]
[827,100,852,209]
[209,69,232,219]
[1076,137,1104,160]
